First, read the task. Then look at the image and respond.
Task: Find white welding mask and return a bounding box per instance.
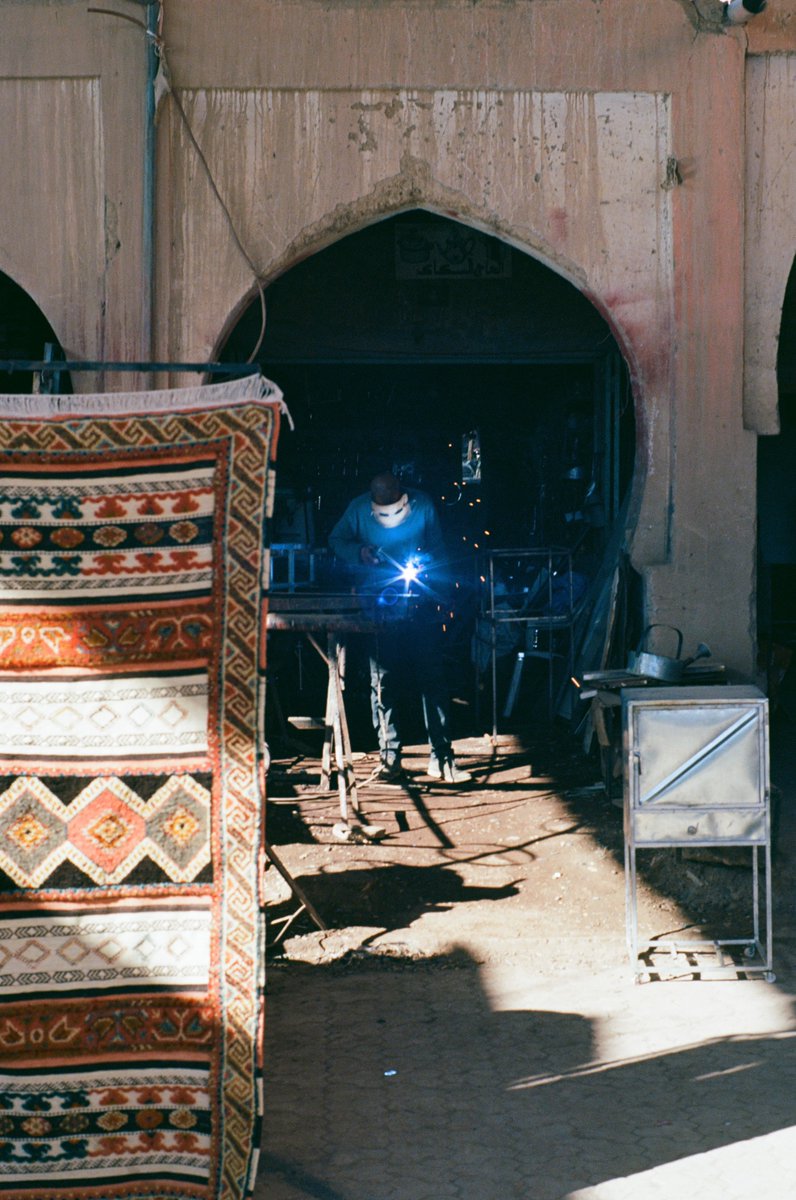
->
[371,493,411,528]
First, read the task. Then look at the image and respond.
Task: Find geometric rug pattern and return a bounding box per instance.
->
[0,900,212,997]
[0,772,211,888]
[0,381,280,1199]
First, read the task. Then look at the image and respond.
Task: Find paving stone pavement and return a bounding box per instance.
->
[258,943,796,1200]
[257,728,796,1200]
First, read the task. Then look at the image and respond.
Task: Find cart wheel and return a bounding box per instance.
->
[634,972,649,986]
[765,971,777,984]
[743,945,756,959]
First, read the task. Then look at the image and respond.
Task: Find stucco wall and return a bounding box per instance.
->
[1,0,796,673]
[0,75,104,357]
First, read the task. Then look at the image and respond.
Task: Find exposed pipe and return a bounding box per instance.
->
[89,2,161,362]
[142,3,161,359]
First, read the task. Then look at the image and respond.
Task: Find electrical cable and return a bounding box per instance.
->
[163,61,268,364]
[87,8,146,29]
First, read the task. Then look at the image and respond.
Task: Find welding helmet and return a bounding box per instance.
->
[371,493,411,528]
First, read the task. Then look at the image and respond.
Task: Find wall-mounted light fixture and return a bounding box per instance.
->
[724,0,767,24]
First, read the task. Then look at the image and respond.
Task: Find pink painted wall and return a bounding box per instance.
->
[1,0,795,672]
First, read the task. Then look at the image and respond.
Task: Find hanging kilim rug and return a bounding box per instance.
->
[0,374,282,1200]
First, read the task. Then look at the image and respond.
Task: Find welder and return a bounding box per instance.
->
[328,471,472,784]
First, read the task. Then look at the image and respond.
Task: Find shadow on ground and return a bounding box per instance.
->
[266,862,520,937]
[258,945,796,1200]
[269,713,796,949]
[261,715,796,1198]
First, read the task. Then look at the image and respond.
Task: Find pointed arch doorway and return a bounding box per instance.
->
[221,211,635,732]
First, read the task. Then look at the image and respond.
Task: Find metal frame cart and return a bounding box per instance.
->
[622,685,774,982]
[477,547,577,736]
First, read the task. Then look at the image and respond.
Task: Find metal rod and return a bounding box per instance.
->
[766,840,773,972]
[490,553,498,741]
[0,360,261,375]
[330,634,362,821]
[243,352,601,365]
[39,343,57,396]
[753,843,760,945]
[612,355,621,522]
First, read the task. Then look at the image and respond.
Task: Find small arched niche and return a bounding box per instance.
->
[0,270,70,394]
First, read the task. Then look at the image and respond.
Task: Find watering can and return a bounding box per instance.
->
[627,625,711,683]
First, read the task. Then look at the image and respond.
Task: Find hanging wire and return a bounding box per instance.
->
[161,53,268,363]
[87,8,146,29]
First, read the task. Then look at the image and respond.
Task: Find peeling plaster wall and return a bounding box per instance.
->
[646,31,759,671]
[163,85,672,379]
[2,0,796,673]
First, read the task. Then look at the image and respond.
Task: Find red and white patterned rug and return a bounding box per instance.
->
[0,377,281,1200]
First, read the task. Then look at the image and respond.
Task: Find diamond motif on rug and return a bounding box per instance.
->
[0,772,212,888]
[0,386,279,1200]
[0,903,212,997]
[68,791,147,874]
[0,790,66,879]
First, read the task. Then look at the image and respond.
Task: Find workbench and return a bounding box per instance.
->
[265,593,384,841]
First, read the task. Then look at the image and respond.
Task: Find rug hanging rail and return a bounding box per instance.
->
[0,359,259,374]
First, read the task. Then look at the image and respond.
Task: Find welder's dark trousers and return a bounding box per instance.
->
[368,614,453,769]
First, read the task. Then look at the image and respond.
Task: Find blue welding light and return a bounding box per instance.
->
[400,558,420,584]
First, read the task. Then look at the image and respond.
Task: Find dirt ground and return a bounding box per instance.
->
[259,711,796,1200]
[265,715,794,970]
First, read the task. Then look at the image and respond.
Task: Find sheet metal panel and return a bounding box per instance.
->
[621,685,772,980]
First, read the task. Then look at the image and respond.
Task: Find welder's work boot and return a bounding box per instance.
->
[371,758,405,784]
[427,756,472,784]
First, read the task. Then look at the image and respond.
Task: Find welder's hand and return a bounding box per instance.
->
[360,544,380,566]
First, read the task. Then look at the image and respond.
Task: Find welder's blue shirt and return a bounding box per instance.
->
[328,488,446,594]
